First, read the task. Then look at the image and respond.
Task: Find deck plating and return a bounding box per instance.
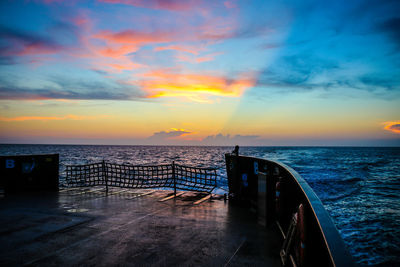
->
[0,188,281,266]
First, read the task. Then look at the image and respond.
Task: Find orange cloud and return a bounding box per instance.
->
[136,70,255,102]
[0,115,110,122]
[383,121,400,134]
[96,45,139,58]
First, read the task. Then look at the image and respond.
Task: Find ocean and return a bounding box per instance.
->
[1,144,399,266]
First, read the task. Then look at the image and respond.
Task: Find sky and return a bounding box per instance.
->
[0,0,399,146]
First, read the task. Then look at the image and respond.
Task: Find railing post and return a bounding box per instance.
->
[172,161,176,196]
[103,160,108,195]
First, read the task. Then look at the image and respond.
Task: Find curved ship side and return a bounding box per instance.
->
[225,153,354,267]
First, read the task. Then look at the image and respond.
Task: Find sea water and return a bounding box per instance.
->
[1,144,399,266]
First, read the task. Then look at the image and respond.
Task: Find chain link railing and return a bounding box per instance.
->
[66,161,217,193]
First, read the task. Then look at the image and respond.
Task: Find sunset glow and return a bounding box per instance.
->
[0,0,399,146]
[384,121,400,134]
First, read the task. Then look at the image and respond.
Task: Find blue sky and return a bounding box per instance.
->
[0,0,399,146]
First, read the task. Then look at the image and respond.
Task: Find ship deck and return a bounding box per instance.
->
[0,187,281,266]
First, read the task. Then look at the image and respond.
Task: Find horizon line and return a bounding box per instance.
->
[1,143,399,148]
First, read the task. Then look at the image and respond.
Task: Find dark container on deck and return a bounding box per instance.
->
[0,154,59,193]
[225,153,264,212]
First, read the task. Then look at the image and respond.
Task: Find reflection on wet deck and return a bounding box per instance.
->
[0,188,281,266]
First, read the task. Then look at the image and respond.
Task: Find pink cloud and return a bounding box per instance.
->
[224,1,237,9]
[88,29,173,60]
[71,14,90,26]
[68,5,239,73]
[98,0,200,11]
[195,56,214,63]
[39,0,65,3]
[93,30,171,45]
[194,16,237,42]
[76,28,178,72]
[16,43,60,56]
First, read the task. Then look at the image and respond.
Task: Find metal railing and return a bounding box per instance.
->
[65,161,217,193]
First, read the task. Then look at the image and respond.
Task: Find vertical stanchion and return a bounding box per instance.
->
[172,161,176,196]
[103,160,108,195]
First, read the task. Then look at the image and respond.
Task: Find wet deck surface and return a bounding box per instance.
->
[0,188,281,266]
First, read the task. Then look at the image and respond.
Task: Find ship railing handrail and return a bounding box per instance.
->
[225,154,354,267]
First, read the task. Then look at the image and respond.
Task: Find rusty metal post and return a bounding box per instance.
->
[172,161,176,196]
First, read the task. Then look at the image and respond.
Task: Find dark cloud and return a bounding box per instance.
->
[200,20,282,42]
[259,43,282,50]
[255,50,400,98]
[202,134,259,146]
[149,130,191,139]
[0,86,136,101]
[143,132,260,146]
[252,0,400,97]
[389,124,400,131]
[256,55,339,91]
[0,73,145,101]
[91,69,109,76]
[0,17,81,65]
[0,56,16,65]
[379,17,400,46]
[145,130,192,144]
[0,26,62,61]
[46,20,80,46]
[359,75,400,91]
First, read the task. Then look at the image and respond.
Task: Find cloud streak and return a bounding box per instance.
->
[146,129,192,143]
[136,70,256,102]
[0,26,63,63]
[98,0,200,11]
[0,114,109,122]
[143,130,260,145]
[201,133,260,146]
[154,45,201,55]
[0,75,144,101]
